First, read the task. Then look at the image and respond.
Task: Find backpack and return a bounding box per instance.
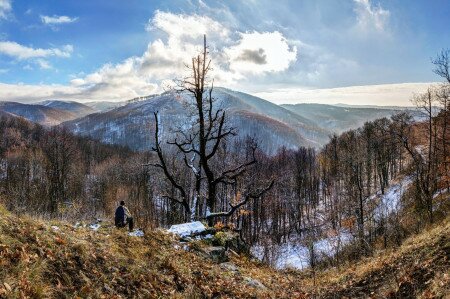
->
[115,206,125,226]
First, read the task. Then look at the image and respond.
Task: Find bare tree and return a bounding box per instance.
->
[432,49,450,191]
[150,35,273,225]
[433,49,450,83]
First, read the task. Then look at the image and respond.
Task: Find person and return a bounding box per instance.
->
[115,201,134,231]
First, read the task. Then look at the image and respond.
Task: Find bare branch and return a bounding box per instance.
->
[148,111,188,205]
[205,180,274,219]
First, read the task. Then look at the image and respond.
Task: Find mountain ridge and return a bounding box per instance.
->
[61,88,331,154]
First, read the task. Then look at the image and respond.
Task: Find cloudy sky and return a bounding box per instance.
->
[0,0,448,105]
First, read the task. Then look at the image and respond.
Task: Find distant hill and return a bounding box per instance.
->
[63,88,331,154]
[334,103,414,109]
[0,101,96,126]
[281,103,405,133]
[40,100,96,118]
[84,101,126,112]
[0,102,79,126]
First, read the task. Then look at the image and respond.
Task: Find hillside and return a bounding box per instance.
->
[84,101,126,112]
[0,101,96,126]
[0,204,448,298]
[0,102,78,126]
[40,100,97,118]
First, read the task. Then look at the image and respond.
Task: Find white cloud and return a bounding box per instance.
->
[254,83,433,106]
[354,0,390,32]
[148,11,229,42]
[58,11,298,101]
[0,82,81,102]
[0,41,73,60]
[226,31,297,75]
[40,15,78,25]
[36,59,52,70]
[0,0,11,20]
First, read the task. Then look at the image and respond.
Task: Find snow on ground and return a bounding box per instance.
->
[128,229,145,237]
[372,176,413,219]
[252,176,414,270]
[433,188,448,199]
[252,231,353,270]
[89,223,101,231]
[168,221,206,237]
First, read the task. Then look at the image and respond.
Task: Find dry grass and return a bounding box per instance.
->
[0,206,448,298]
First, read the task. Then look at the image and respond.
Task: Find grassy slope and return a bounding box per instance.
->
[0,204,448,298]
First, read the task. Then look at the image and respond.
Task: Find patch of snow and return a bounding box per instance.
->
[252,231,353,270]
[0,159,7,180]
[168,221,206,237]
[191,193,197,220]
[372,176,413,219]
[89,223,101,231]
[128,229,145,237]
[433,188,448,199]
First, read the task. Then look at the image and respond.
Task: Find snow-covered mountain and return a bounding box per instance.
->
[62,88,331,154]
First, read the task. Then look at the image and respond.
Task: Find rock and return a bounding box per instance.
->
[200,246,229,263]
[213,231,249,254]
[220,262,239,273]
[243,277,267,290]
[168,221,206,237]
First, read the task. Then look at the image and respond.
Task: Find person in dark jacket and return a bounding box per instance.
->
[115,201,134,231]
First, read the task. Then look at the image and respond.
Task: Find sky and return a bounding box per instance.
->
[0,0,448,106]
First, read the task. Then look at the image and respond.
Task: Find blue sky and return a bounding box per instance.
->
[0,0,448,105]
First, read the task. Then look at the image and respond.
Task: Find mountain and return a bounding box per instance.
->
[63,88,331,154]
[281,103,404,133]
[216,88,330,144]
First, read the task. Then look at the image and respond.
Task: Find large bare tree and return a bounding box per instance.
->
[150,35,273,225]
